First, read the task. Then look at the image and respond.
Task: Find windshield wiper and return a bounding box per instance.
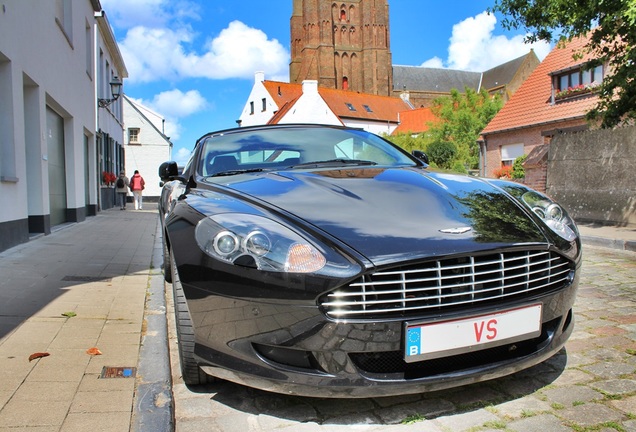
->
[291,159,378,168]
[209,168,264,177]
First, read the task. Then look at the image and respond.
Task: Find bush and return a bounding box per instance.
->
[452,161,468,174]
[426,141,457,170]
[512,154,527,179]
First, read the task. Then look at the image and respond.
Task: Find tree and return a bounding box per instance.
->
[427,87,503,169]
[490,0,636,128]
[427,140,457,169]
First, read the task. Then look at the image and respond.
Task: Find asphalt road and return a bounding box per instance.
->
[167,245,636,432]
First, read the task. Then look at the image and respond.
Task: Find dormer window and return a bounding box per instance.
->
[552,63,604,102]
[345,103,356,111]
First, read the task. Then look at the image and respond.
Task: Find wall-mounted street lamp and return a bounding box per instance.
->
[98,77,122,108]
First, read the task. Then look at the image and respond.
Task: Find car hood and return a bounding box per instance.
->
[205,167,549,266]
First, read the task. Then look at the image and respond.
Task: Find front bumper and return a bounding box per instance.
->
[185,272,578,398]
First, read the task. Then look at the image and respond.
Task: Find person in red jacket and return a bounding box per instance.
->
[129,170,146,210]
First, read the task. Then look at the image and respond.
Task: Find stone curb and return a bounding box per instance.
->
[132,220,174,432]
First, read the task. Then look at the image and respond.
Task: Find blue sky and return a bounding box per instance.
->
[100,0,552,165]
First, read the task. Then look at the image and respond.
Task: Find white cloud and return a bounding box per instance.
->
[150,89,208,118]
[117,20,289,84]
[174,147,193,165]
[422,12,552,72]
[130,89,209,141]
[420,57,444,69]
[101,0,200,29]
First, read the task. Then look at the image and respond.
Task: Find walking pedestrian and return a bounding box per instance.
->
[115,170,129,210]
[129,170,146,210]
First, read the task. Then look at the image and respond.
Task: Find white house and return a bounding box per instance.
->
[123,95,172,199]
[238,72,414,135]
[0,0,127,253]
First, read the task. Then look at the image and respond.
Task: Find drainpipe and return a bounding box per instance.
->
[477,137,486,177]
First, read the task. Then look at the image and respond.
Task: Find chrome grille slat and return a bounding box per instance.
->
[320,250,573,319]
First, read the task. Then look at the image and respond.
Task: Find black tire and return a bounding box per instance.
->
[170,249,209,386]
[162,232,172,283]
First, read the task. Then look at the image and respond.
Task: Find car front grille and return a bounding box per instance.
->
[320,249,573,319]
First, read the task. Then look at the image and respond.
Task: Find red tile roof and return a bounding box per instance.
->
[261,80,412,124]
[318,87,412,123]
[481,35,599,135]
[262,81,304,109]
[392,107,439,135]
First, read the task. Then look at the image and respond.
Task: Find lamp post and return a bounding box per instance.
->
[98,77,122,108]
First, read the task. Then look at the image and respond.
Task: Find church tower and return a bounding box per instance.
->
[290,0,393,96]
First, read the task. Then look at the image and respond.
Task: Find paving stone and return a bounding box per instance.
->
[507,414,571,432]
[494,396,552,420]
[583,362,636,378]
[591,379,636,396]
[558,403,624,427]
[374,398,455,424]
[541,385,604,406]
[433,408,500,432]
[611,395,636,414]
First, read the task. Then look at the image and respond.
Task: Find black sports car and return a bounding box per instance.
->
[158,124,580,398]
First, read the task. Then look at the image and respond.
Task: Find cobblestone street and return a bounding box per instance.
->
[170,245,636,432]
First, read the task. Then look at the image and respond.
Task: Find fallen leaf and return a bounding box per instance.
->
[28,352,50,362]
[61,311,77,317]
[86,347,102,356]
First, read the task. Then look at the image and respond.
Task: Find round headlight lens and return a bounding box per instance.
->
[214,231,239,256]
[243,231,271,256]
[546,203,563,221]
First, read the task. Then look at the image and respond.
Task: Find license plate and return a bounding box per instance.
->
[404,304,542,362]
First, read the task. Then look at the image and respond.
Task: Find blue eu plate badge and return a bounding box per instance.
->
[406,327,421,356]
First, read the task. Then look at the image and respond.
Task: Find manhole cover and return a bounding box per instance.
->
[100,366,137,378]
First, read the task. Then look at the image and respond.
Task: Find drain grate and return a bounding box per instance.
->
[62,276,112,282]
[100,366,137,378]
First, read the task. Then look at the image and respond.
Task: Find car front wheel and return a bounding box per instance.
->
[170,249,210,386]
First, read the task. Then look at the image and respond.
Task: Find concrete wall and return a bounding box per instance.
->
[546,126,636,226]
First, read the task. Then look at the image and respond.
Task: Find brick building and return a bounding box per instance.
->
[290,0,393,96]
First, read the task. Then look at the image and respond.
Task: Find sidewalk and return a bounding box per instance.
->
[0,208,167,432]
[0,209,632,431]
[576,222,636,253]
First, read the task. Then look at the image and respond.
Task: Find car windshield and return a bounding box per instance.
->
[198,126,417,177]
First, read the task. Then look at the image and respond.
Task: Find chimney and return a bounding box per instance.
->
[302,80,319,94]
[255,71,265,83]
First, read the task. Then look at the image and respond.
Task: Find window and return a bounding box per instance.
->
[554,63,604,101]
[250,101,254,115]
[500,143,524,167]
[342,76,349,90]
[55,0,73,45]
[85,20,92,78]
[262,98,267,112]
[128,128,140,144]
[363,105,373,113]
[0,57,16,182]
[345,103,356,111]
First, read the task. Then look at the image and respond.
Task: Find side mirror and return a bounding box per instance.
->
[412,150,429,165]
[158,161,179,181]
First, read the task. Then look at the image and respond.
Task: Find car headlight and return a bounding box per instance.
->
[195,213,327,273]
[521,191,578,241]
